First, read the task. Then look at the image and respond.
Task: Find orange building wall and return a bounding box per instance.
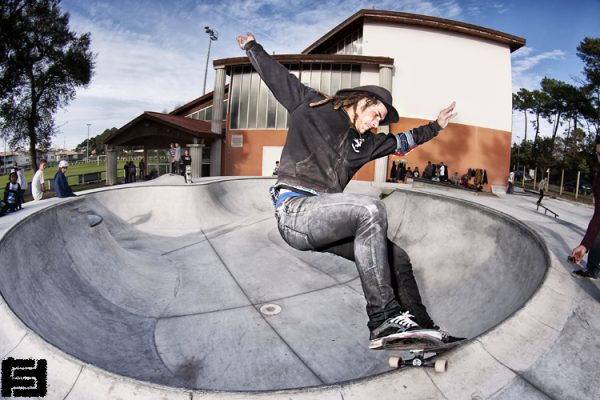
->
[222,129,286,176]
[387,118,511,187]
[221,119,511,188]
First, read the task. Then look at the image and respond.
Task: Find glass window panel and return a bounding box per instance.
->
[351,65,361,88]
[276,100,287,129]
[300,64,311,87]
[320,64,331,95]
[341,64,352,90]
[222,99,228,120]
[310,64,321,91]
[247,71,260,128]
[256,79,268,128]
[239,66,251,128]
[330,64,342,94]
[229,67,241,129]
[206,106,212,121]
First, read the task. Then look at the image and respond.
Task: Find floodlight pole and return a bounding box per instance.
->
[202,26,218,95]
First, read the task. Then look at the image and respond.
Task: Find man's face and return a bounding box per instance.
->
[354,99,388,133]
[596,144,600,164]
[40,163,46,170]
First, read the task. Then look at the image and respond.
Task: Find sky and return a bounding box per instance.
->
[46,0,600,149]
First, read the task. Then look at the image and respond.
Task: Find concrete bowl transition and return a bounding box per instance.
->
[0,178,548,392]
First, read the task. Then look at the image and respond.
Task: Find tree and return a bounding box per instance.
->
[0,0,94,169]
[540,78,569,148]
[75,127,116,155]
[577,37,600,137]
[512,88,534,142]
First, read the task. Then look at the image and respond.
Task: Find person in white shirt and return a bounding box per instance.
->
[507,170,515,194]
[31,159,47,201]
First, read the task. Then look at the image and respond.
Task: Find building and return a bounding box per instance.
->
[106,9,524,188]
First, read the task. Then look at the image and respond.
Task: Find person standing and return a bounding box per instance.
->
[237,32,463,348]
[180,149,192,183]
[14,164,27,206]
[507,170,515,194]
[174,143,182,175]
[570,139,600,280]
[54,160,76,198]
[3,172,22,212]
[169,143,176,173]
[537,177,547,205]
[439,162,448,182]
[31,159,48,201]
[139,159,146,180]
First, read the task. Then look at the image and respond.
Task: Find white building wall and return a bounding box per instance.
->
[362,21,513,132]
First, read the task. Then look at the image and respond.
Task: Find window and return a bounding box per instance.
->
[186,99,227,121]
[324,27,363,55]
[229,63,361,130]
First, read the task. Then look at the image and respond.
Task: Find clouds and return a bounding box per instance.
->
[512,47,566,91]
[52,0,583,148]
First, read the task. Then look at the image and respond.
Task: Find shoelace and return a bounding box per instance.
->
[389,311,418,328]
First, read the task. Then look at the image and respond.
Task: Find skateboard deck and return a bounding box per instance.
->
[383,335,464,373]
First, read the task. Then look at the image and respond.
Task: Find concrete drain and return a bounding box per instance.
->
[260,303,282,316]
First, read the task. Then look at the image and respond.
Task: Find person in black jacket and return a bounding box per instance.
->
[3,172,22,212]
[237,32,462,348]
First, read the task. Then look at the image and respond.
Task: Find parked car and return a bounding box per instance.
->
[563,180,592,195]
[514,171,533,182]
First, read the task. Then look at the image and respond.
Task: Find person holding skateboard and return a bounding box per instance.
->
[237,32,463,348]
[570,138,600,280]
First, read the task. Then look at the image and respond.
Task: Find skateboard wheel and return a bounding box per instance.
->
[434,359,447,372]
[388,356,402,369]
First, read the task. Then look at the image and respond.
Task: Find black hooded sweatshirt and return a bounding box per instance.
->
[245,40,442,195]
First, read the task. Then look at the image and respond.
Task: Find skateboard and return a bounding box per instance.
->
[185,165,192,183]
[383,335,463,373]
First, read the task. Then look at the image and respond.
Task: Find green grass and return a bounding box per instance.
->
[0,160,128,199]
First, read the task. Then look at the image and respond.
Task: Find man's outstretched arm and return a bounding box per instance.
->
[236,32,315,113]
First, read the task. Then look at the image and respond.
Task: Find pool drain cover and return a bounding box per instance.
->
[260,304,282,316]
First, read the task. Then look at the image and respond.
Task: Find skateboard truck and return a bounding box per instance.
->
[388,350,448,372]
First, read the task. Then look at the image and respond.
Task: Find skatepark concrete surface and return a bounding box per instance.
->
[0,175,598,399]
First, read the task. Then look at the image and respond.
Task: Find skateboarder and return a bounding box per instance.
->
[237,32,464,349]
[181,149,192,183]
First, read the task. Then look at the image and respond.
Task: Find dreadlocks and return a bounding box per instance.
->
[309,91,382,128]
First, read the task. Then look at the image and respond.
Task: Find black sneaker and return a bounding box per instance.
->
[369,311,442,349]
[572,269,598,280]
[433,325,466,344]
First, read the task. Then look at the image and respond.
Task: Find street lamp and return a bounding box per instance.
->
[516,136,520,171]
[86,123,91,163]
[202,26,218,95]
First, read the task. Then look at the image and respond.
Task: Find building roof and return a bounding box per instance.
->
[213,53,394,69]
[170,85,230,117]
[106,111,217,146]
[302,9,526,54]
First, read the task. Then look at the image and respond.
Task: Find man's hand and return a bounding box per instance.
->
[570,245,587,263]
[236,32,256,50]
[436,101,457,129]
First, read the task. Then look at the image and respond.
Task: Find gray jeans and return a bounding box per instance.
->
[274,192,434,330]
